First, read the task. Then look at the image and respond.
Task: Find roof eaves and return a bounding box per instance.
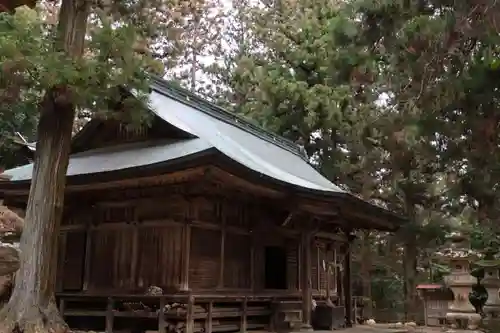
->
[150,76,309,161]
[341,192,407,229]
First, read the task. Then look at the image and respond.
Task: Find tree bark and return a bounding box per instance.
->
[0,0,89,332]
[403,236,418,322]
[402,192,419,323]
[360,230,373,320]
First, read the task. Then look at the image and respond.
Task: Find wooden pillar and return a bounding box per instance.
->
[206,301,213,333]
[240,297,248,333]
[250,231,255,291]
[343,232,354,327]
[186,295,195,333]
[130,224,139,289]
[181,222,191,291]
[59,298,66,316]
[82,227,92,291]
[159,297,166,333]
[301,231,313,329]
[55,233,67,292]
[217,205,227,288]
[106,297,114,333]
[218,228,225,288]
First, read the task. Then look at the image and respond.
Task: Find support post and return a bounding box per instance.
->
[106,297,114,333]
[218,228,225,288]
[186,295,195,333]
[250,231,255,291]
[206,301,213,333]
[159,296,166,333]
[343,231,354,327]
[241,297,248,333]
[58,298,66,315]
[56,233,67,292]
[82,227,92,291]
[181,222,191,291]
[130,224,139,288]
[301,230,313,330]
[219,212,226,289]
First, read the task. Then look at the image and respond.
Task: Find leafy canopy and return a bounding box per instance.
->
[0,6,155,128]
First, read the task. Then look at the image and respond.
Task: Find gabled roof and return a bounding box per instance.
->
[5,76,344,193]
[148,77,345,193]
[3,138,213,181]
[1,76,404,228]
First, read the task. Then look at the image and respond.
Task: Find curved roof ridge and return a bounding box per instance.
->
[150,76,308,161]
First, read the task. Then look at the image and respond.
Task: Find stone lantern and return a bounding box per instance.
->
[477,253,500,319]
[440,233,481,330]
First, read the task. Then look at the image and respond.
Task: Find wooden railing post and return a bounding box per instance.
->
[240,297,248,333]
[206,301,213,333]
[106,297,114,333]
[186,295,194,333]
[58,298,66,316]
[159,296,166,333]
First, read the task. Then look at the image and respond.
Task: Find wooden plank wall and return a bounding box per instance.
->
[57,185,340,295]
[57,231,86,291]
[89,228,134,290]
[223,233,251,289]
[190,227,220,289]
[136,226,183,289]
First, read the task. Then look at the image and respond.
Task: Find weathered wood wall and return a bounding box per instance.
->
[56,181,342,296]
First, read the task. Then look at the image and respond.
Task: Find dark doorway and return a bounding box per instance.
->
[264,246,287,289]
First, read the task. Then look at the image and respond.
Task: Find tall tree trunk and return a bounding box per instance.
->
[190,16,201,93]
[0,0,89,332]
[359,177,373,321]
[403,234,418,322]
[401,189,419,323]
[360,230,373,320]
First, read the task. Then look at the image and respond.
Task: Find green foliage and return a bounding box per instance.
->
[210,0,497,320]
[0,6,154,128]
[352,0,500,226]
[370,270,404,311]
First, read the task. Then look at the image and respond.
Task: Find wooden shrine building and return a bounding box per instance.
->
[0,77,404,333]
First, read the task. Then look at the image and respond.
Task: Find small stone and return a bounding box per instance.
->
[390,322,404,328]
[146,285,163,296]
[406,326,416,333]
[365,318,376,325]
[405,321,417,327]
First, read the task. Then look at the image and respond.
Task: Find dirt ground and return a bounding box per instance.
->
[324,324,480,333]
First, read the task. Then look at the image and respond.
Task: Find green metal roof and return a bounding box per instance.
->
[148,78,345,193]
[1,77,404,228]
[3,138,212,181]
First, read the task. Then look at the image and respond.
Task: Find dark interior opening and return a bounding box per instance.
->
[62,232,87,291]
[264,246,287,289]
